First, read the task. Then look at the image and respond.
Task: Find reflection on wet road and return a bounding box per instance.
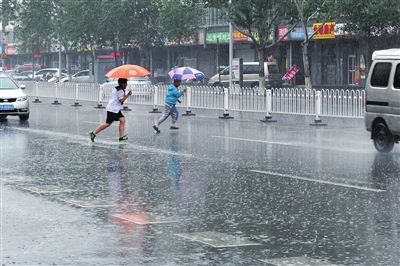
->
[1,102,400,265]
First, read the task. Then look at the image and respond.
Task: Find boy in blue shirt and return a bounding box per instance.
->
[153,78,186,133]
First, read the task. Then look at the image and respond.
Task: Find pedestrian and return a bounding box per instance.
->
[90,78,132,142]
[153,78,186,133]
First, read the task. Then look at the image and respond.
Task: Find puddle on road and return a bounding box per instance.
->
[175,231,261,248]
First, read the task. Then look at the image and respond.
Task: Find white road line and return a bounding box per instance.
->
[11,127,193,158]
[250,170,385,192]
[212,135,372,153]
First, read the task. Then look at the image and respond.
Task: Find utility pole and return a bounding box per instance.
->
[228,0,233,89]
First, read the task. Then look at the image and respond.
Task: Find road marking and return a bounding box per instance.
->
[250,170,385,192]
[212,135,372,153]
[10,127,193,158]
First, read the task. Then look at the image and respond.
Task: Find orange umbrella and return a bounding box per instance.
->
[105,64,151,79]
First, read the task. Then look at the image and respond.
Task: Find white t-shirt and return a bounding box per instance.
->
[106,87,125,113]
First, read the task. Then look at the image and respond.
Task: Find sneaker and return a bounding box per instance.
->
[119,135,128,142]
[89,131,96,142]
[170,126,179,130]
[153,125,161,134]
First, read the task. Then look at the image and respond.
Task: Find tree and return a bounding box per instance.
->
[15,0,55,70]
[224,0,290,88]
[338,0,400,82]
[289,0,338,88]
[159,0,204,66]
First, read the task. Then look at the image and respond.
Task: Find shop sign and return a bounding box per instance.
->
[313,22,336,39]
[233,31,249,42]
[289,27,313,40]
[206,32,230,44]
[282,64,299,81]
[277,26,289,41]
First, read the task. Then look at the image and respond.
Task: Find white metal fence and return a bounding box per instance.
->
[23,81,365,119]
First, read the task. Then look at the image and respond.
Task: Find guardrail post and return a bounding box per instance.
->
[219,87,233,119]
[32,81,42,103]
[310,90,327,126]
[51,82,61,105]
[72,83,82,107]
[260,89,277,123]
[149,86,161,113]
[182,86,195,116]
[95,84,105,109]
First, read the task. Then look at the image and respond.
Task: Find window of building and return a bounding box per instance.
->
[393,64,400,89]
[371,62,392,88]
[348,55,356,85]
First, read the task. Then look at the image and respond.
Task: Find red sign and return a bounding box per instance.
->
[277,26,289,41]
[282,65,299,81]
[33,53,42,58]
[313,22,336,39]
[111,51,124,57]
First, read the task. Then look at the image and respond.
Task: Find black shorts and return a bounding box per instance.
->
[106,111,124,124]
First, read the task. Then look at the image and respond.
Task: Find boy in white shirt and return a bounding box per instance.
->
[90,78,132,142]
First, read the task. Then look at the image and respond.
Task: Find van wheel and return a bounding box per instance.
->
[19,114,29,121]
[372,123,395,153]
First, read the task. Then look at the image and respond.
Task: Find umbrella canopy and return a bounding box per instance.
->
[168,67,205,81]
[106,64,150,79]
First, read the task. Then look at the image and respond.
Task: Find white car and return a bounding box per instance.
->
[101,77,152,95]
[30,68,66,81]
[60,70,91,83]
[0,74,29,121]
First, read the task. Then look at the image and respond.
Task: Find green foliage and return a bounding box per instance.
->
[159,0,205,44]
[338,0,400,36]
[15,0,55,52]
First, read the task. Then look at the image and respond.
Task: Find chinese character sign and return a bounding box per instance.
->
[282,65,299,81]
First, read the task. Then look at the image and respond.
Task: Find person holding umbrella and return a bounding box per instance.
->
[90,64,151,142]
[153,77,186,133]
[153,67,205,134]
[90,78,132,142]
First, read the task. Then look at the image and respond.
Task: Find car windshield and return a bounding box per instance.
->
[268,65,280,74]
[0,77,18,90]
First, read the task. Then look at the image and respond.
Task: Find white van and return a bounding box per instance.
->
[208,62,282,88]
[365,49,400,152]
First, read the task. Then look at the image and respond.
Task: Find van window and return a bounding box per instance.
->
[393,64,400,89]
[371,62,391,87]
[268,65,279,74]
[243,65,259,74]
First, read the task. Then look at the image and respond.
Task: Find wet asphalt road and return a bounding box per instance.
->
[1,99,400,266]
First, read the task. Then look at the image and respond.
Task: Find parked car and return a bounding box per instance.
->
[208,61,283,88]
[365,49,400,153]
[60,70,90,83]
[0,74,29,121]
[11,72,32,81]
[48,72,68,83]
[31,68,67,81]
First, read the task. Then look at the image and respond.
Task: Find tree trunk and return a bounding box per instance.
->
[258,47,266,89]
[302,42,312,89]
[66,45,72,81]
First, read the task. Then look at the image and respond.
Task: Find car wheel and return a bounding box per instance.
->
[0,115,7,121]
[373,122,395,153]
[19,113,30,121]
